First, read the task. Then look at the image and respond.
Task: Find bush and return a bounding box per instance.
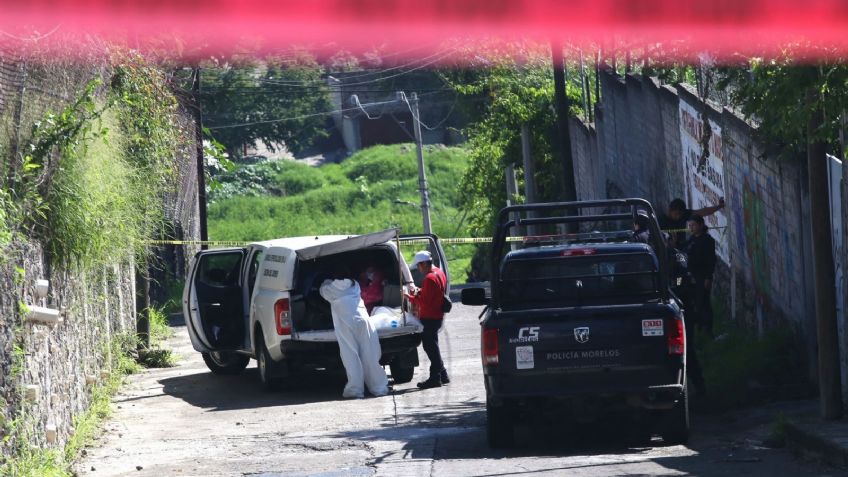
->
[699,324,808,410]
[208,144,477,280]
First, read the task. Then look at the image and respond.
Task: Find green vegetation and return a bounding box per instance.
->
[138,307,177,369]
[0,53,189,472]
[0,54,189,269]
[200,52,332,158]
[208,144,476,279]
[438,43,587,278]
[698,323,807,411]
[718,54,848,160]
[764,413,788,448]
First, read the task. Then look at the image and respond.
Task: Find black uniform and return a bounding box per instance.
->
[684,231,716,336]
[659,209,693,250]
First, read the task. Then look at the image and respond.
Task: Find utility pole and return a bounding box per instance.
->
[551,40,578,227]
[505,164,519,250]
[192,67,209,250]
[409,92,433,235]
[521,124,537,236]
[352,91,432,234]
[806,85,842,420]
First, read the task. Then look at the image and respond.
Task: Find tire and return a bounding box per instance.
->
[389,362,415,384]
[486,399,515,449]
[202,352,250,375]
[661,388,690,445]
[256,336,285,391]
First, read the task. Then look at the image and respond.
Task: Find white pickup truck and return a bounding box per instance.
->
[182,229,450,390]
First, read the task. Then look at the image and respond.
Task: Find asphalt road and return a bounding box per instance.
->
[77,304,837,476]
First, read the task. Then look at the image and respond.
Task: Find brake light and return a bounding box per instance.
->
[561,248,597,256]
[666,315,685,355]
[482,328,499,365]
[275,298,292,335]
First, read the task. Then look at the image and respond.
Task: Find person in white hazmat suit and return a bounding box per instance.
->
[319,278,389,398]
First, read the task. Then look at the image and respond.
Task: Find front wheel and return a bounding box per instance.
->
[202,351,250,375]
[486,399,516,448]
[661,388,690,445]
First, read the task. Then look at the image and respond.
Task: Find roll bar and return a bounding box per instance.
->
[490,199,671,303]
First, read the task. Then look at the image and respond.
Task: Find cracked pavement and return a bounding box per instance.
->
[76,304,837,476]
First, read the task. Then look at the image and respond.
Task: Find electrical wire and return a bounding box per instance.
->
[204,91,485,130]
[205,105,361,130]
[256,47,454,86]
[399,91,461,131]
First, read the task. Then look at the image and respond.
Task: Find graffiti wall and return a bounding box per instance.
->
[570,72,817,374]
[679,99,730,263]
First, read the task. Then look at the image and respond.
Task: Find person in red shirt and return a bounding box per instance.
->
[406,250,449,389]
[357,265,385,314]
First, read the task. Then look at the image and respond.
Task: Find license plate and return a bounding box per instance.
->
[642,319,664,337]
[516,346,534,369]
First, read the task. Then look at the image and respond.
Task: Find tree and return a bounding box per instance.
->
[442,43,585,237]
[720,53,848,419]
[199,52,332,158]
[440,42,586,279]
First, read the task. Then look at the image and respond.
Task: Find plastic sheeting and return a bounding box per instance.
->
[319,279,389,398]
[370,306,422,330]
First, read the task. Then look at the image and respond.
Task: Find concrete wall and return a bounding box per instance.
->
[571,70,819,379]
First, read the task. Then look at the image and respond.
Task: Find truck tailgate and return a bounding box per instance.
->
[489,303,681,396]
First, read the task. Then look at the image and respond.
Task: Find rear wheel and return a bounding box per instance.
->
[661,388,690,445]
[486,399,515,448]
[202,351,250,375]
[389,362,415,384]
[256,336,285,391]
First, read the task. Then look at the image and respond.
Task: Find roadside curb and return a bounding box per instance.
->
[784,417,848,468]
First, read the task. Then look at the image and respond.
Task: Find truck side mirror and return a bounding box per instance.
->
[461,287,489,306]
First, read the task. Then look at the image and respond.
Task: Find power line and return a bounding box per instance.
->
[257,49,448,86]
[399,91,461,131]
[205,105,361,130]
[198,47,456,91]
[197,87,456,96]
[204,91,485,130]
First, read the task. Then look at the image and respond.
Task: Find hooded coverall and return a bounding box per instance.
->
[319,279,389,398]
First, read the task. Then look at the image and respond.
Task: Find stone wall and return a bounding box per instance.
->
[0,50,200,454]
[570,70,820,378]
[0,242,136,449]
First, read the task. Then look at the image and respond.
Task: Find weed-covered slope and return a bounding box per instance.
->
[208,144,474,279]
[209,144,468,240]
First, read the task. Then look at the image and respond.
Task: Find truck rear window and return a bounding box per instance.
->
[500,253,659,307]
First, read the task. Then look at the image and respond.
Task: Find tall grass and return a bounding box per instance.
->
[209,144,475,280]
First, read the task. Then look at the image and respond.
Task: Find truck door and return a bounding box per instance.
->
[184,248,246,352]
[399,234,451,292]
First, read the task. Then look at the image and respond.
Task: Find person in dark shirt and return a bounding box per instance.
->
[684,214,716,337]
[660,197,725,249]
[678,214,717,398]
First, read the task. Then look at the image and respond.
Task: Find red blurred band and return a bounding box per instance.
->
[1,0,847,61]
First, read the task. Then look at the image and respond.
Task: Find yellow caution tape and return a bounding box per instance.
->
[143,226,728,247]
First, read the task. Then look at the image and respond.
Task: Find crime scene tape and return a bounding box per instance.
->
[143,226,727,247]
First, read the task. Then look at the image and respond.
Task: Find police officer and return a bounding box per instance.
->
[678,214,716,398]
[661,197,725,250]
[684,214,716,338]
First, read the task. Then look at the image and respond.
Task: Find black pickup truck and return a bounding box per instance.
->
[462,199,688,448]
